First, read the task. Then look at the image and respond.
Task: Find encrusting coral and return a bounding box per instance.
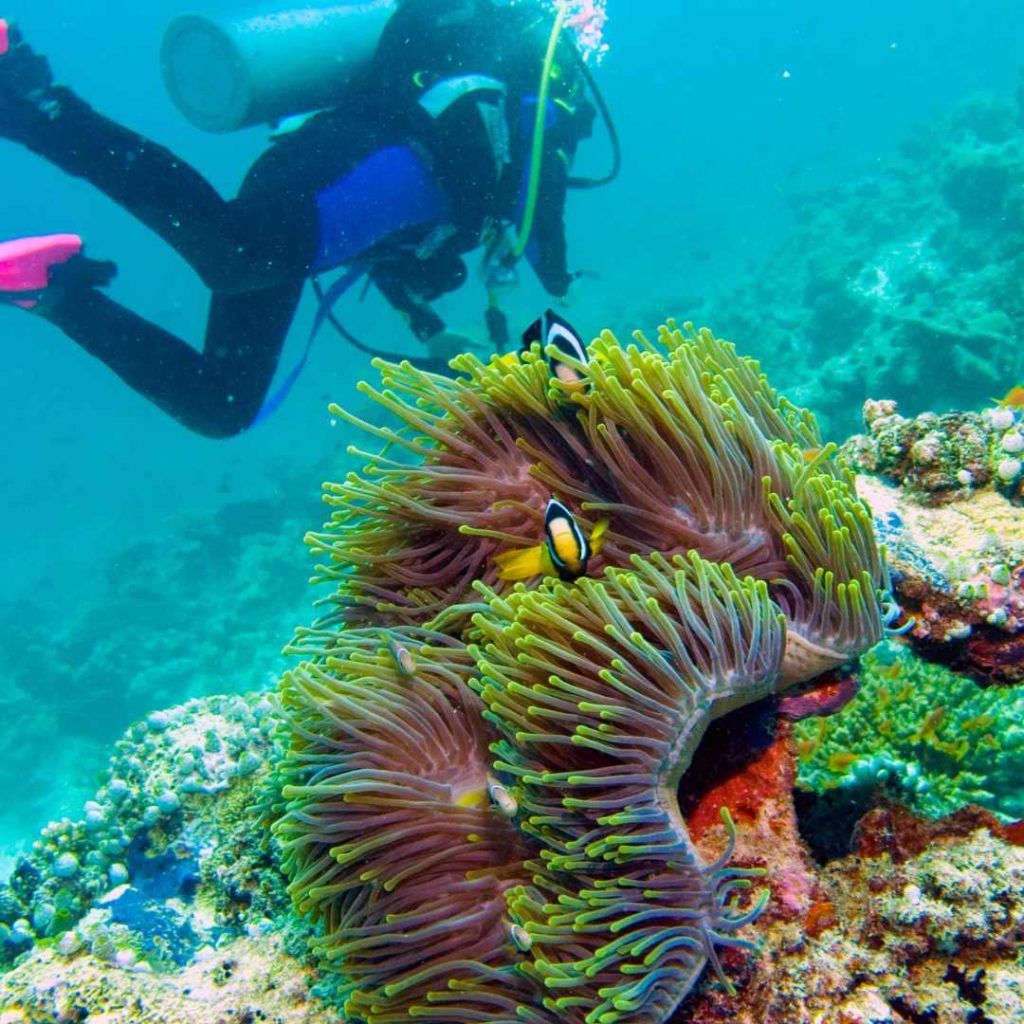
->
[272,322,887,1023]
[794,639,1024,822]
[844,399,1024,682]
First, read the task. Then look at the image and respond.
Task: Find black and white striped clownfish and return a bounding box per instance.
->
[495,497,609,582]
[522,309,590,390]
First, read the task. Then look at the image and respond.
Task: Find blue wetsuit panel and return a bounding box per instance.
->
[311,146,449,273]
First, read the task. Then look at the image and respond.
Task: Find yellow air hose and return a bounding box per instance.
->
[512,1,569,260]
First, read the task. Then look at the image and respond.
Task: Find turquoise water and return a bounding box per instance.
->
[0,0,1022,869]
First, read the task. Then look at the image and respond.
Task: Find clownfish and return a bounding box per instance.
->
[387,636,417,677]
[522,309,590,390]
[494,497,609,582]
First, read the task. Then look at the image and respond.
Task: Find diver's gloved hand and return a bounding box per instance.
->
[31,252,118,313]
[0,21,54,100]
[50,253,117,288]
[424,328,492,362]
[552,270,597,309]
[0,19,60,137]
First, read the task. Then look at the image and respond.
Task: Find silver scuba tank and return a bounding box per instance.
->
[160,1,398,133]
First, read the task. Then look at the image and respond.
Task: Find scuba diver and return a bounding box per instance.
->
[0,0,615,437]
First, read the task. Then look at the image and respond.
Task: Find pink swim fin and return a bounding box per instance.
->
[0,233,83,308]
[0,20,10,57]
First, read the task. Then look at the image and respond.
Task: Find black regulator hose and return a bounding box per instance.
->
[566,45,621,191]
[311,277,453,375]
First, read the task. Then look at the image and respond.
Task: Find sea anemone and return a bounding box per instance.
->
[272,321,887,1023]
[305,350,585,630]
[308,324,883,666]
[275,628,541,1022]
[471,552,781,1021]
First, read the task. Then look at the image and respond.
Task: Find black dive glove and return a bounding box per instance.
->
[0,23,55,104]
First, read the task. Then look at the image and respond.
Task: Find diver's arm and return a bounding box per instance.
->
[524,148,574,298]
[371,260,487,359]
[522,91,596,298]
[371,266,446,342]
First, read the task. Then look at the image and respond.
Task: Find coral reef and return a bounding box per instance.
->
[272,324,886,1022]
[681,818,1024,1024]
[0,932,341,1024]
[844,398,1024,506]
[0,694,282,970]
[0,690,351,1023]
[680,712,820,924]
[611,89,1024,437]
[792,399,1024,838]
[794,639,1024,822]
[3,323,1020,1022]
[0,493,315,860]
[1,696,1021,1024]
[845,402,1024,682]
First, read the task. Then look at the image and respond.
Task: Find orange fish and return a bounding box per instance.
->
[997,385,1024,408]
[827,751,860,772]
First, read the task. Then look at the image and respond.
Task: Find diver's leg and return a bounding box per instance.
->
[3,87,309,293]
[0,24,313,292]
[34,272,305,438]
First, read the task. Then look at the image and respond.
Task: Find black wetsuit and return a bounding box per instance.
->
[0,0,593,436]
